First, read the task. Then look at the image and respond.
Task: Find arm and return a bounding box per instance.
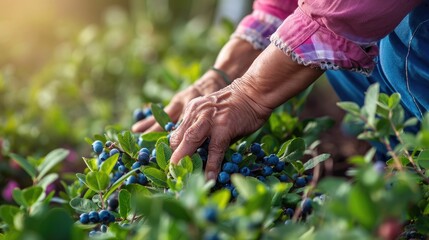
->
[169,44,323,180]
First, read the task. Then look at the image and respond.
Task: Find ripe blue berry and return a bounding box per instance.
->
[274,161,286,172]
[105,141,113,148]
[257,176,266,182]
[138,152,150,165]
[250,143,261,155]
[88,211,100,223]
[132,161,141,170]
[139,148,150,155]
[218,172,230,184]
[278,174,289,182]
[79,213,89,224]
[144,108,152,117]
[126,175,137,185]
[231,153,243,164]
[256,150,266,159]
[295,177,307,188]
[100,224,107,233]
[149,156,157,164]
[232,187,239,198]
[92,140,104,154]
[240,167,251,176]
[222,162,238,174]
[98,151,109,162]
[108,198,119,211]
[138,173,148,185]
[151,148,157,157]
[305,175,313,182]
[133,108,146,122]
[266,154,280,166]
[285,208,294,218]
[99,210,111,223]
[164,122,175,131]
[109,148,120,156]
[118,165,127,173]
[261,166,273,176]
[197,148,208,157]
[203,207,218,223]
[301,198,312,214]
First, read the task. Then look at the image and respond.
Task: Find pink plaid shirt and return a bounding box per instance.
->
[232,0,422,75]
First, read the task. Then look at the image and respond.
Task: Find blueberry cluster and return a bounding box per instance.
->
[201,142,313,198]
[133,107,153,122]
[92,140,153,186]
[79,209,115,235]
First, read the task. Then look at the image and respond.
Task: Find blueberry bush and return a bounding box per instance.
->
[1,83,429,240]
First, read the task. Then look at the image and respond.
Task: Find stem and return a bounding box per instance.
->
[100,192,105,209]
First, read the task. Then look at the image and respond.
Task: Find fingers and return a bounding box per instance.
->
[131,101,183,133]
[131,116,157,133]
[204,133,229,181]
[169,117,212,165]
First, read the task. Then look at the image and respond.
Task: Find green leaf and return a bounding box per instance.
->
[278,138,305,162]
[191,153,203,173]
[261,135,279,154]
[417,150,429,169]
[12,188,27,207]
[103,169,139,201]
[140,132,168,143]
[37,148,69,180]
[76,173,87,186]
[123,184,151,197]
[69,198,98,213]
[291,161,305,174]
[37,173,58,190]
[347,184,377,229]
[364,83,379,126]
[119,189,132,219]
[143,167,168,188]
[208,189,231,210]
[85,171,110,192]
[178,156,193,173]
[0,205,20,227]
[304,154,330,170]
[336,101,361,116]
[22,186,44,207]
[231,175,265,200]
[9,153,37,179]
[169,164,188,180]
[151,103,172,129]
[161,197,193,222]
[82,157,98,172]
[388,93,401,109]
[118,131,138,156]
[156,141,171,170]
[100,154,119,175]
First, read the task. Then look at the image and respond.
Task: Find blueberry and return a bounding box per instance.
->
[100,224,107,233]
[305,175,313,182]
[99,210,111,223]
[151,148,157,157]
[138,152,150,165]
[222,162,238,174]
[240,167,251,176]
[295,177,307,188]
[285,208,294,218]
[149,156,157,164]
[133,108,146,122]
[217,172,230,184]
[105,141,113,148]
[92,140,104,154]
[108,212,116,223]
[292,174,298,181]
[108,198,119,211]
[278,174,289,182]
[132,161,142,171]
[250,143,261,155]
[232,188,239,198]
[256,150,266,159]
[231,153,243,164]
[204,232,220,240]
[139,148,150,155]
[266,154,280,166]
[274,161,286,172]
[118,165,127,173]
[79,213,89,224]
[138,173,148,185]
[98,151,109,162]
[126,175,137,185]
[261,166,273,176]
[143,108,152,117]
[203,207,218,223]
[164,122,175,131]
[109,148,120,156]
[301,198,312,214]
[256,176,266,182]
[88,211,100,223]
[197,148,208,157]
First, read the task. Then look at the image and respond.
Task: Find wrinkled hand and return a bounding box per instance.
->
[131,75,227,133]
[169,80,272,180]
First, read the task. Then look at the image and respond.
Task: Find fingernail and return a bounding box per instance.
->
[207,171,216,181]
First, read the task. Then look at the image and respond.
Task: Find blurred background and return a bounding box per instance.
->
[0,0,367,199]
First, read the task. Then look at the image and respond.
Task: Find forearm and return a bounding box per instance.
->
[233,43,324,110]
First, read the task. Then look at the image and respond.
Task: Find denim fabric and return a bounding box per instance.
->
[326,2,429,160]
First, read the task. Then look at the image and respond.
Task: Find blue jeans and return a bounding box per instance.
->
[326,2,429,160]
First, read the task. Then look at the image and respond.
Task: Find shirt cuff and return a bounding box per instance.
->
[232,10,283,50]
[270,8,379,76]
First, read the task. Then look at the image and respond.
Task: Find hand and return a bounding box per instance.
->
[131,75,227,133]
[169,81,272,180]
